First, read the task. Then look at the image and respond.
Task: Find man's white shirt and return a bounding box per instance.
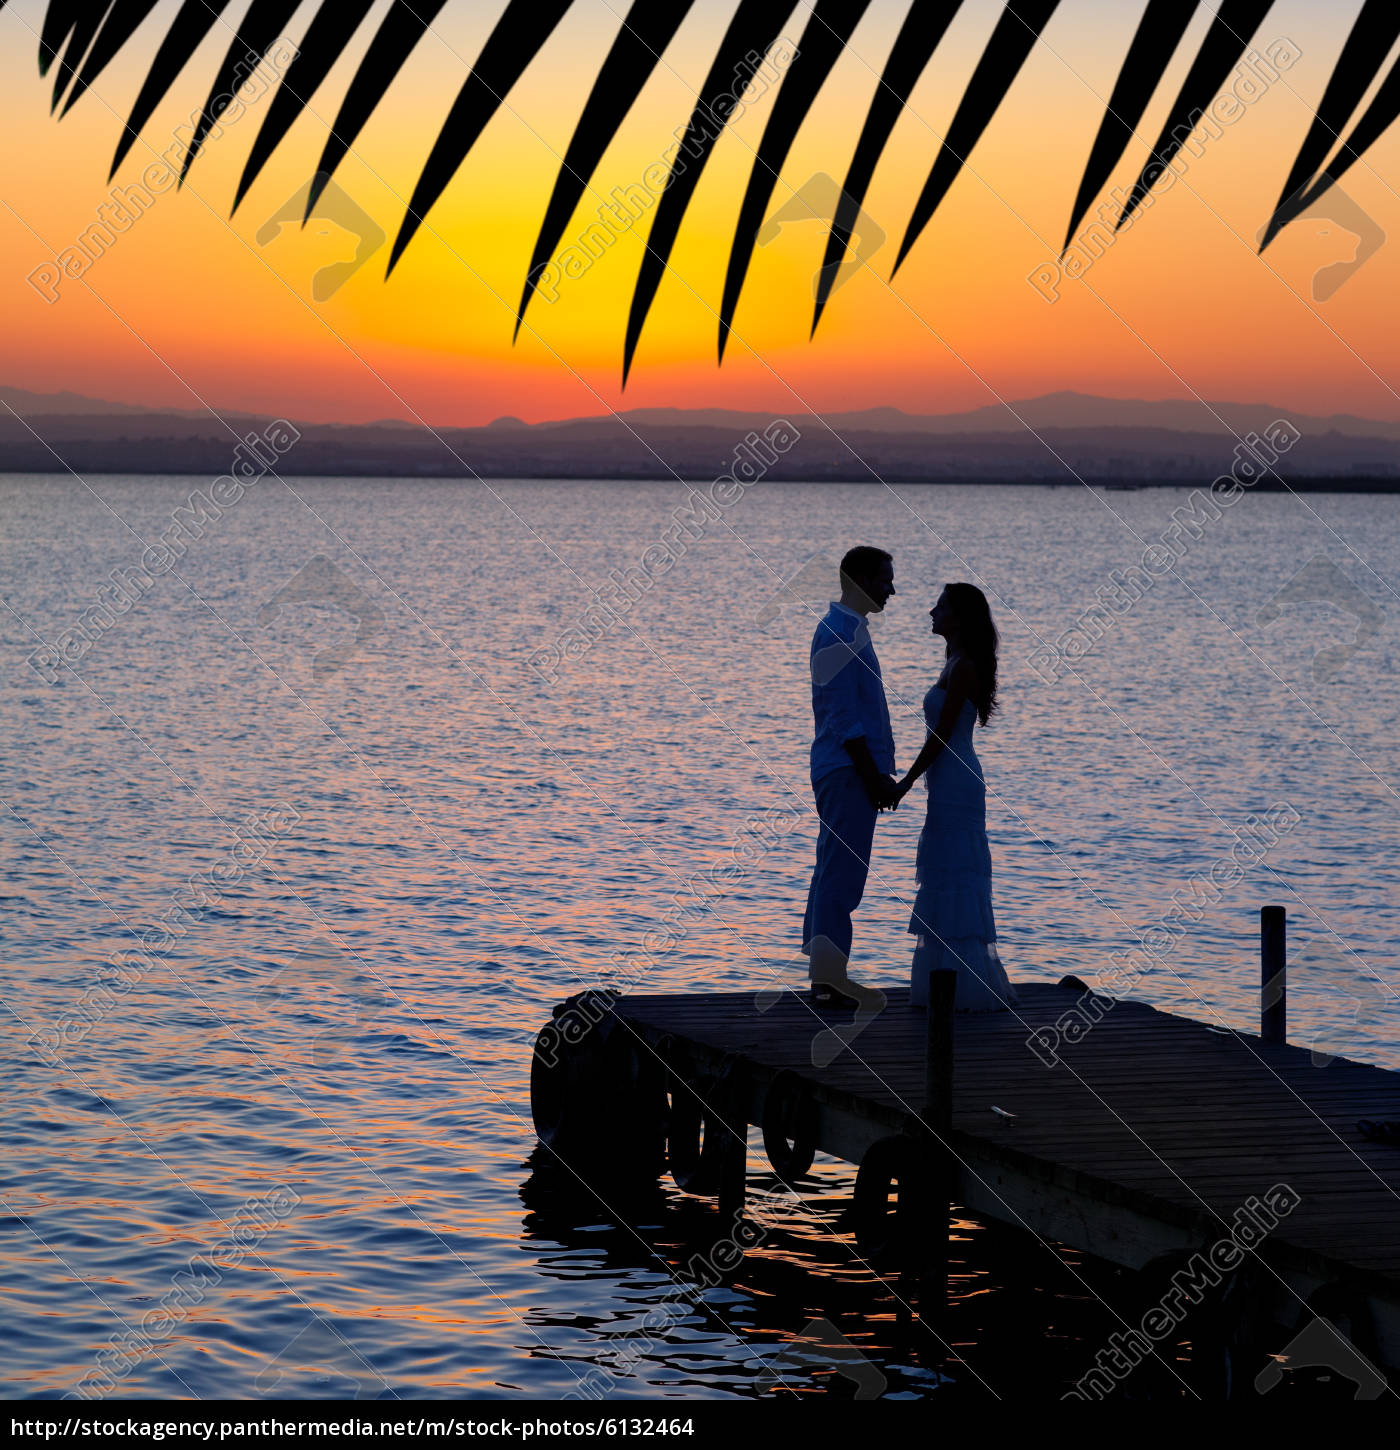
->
[809,601,896,784]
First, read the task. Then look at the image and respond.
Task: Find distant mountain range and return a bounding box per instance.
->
[3,386,1399,488]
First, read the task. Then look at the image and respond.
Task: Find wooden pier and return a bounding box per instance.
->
[531,961,1400,1391]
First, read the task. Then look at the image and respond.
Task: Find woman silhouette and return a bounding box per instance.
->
[893,583,1017,1012]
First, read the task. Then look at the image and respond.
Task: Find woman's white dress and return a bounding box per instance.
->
[909,682,1018,1012]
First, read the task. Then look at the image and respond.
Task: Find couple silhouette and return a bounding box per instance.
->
[802,547,1017,1017]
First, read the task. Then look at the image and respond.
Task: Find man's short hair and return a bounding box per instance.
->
[839,546,892,589]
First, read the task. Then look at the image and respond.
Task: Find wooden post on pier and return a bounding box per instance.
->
[716,1061,748,1234]
[925,972,956,1136]
[916,971,958,1338]
[1261,905,1287,1046]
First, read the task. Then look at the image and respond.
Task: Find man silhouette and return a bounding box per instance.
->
[802,547,897,1009]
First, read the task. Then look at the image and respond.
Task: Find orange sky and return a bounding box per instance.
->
[3,0,1399,428]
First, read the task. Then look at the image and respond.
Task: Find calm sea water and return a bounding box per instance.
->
[2,473,1398,1400]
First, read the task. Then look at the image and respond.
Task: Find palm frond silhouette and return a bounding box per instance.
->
[14,0,1400,381]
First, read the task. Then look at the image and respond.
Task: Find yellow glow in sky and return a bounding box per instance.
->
[2,0,1398,428]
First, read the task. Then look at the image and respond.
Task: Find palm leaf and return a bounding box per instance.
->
[48,2,113,113]
[20,0,1400,375]
[233,0,377,213]
[622,0,795,385]
[388,0,575,274]
[1062,0,1198,254]
[1260,0,1400,249]
[58,0,161,118]
[515,0,696,339]
[893,0,1061,277]
[304,0,450,220]
[812,0,965,337]
[36,2,83,78]
[717,0,871,364]
[108,0,232,179]
[1115,0,1275,231]
[179,0,301,183]
[1287,58,1400,220]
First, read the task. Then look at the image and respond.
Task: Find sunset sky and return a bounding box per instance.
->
[3,0,1399,428]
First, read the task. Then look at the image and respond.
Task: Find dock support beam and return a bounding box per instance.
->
[1261,905,1287,1045]
[717,1062,748,1231]
[915,971,958,1341]
[925,972,955,1136]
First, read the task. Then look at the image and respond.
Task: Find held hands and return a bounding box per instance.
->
[845,740,905,812]
[889,773,916,810]
[865,773,909,812]
[861,773,897,811]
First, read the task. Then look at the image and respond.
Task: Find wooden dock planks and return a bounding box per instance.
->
[609,979,1400,1359]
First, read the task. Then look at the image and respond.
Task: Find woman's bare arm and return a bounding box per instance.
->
[894,657,974,803]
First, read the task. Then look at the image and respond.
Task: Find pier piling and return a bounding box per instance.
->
[917,971,958,1337]
[1261,905,1287,1045]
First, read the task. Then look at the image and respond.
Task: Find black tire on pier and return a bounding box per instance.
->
[666,1050,743,1197]
[1130,1248,1276,1399]
[761,1069,818,1182]
[530,997,668,1186]
[849,1134,932,1264]
[529,1017,603,1167]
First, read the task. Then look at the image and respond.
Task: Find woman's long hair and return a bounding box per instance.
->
[944,582,999,726]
